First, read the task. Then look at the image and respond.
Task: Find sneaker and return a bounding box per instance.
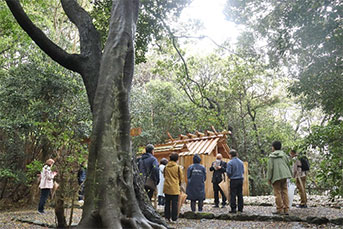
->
[221,205,226,208]
[238,210,243,213]
[78,200,84,204]
[38,211,45,214]
[229,210,237,214]
[283,212,289,215]
[296,204,307,208]
[213,205,219,208]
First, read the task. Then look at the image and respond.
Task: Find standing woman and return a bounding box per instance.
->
[38,158,57,214]
[163,153,183,223]
[186,154,206,212]
[157,158,168,206]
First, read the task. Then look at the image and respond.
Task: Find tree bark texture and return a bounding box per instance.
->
[55,195,67,228]
[6,0,166,228]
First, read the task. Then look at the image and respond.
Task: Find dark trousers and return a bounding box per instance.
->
[165,194,179,221]
[78,183,85,200]
[230,179,243,212]
[38,188,50,212]
[191,200,203,212]
[144,186,154,200]
[213,182,226,206]
[158,195,165,205]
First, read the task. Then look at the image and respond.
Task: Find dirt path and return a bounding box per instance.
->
[1,195,342,228]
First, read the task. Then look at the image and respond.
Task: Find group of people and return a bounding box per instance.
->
[37,159,87,214]
[138,144,184,223]
[185,149,245,214]
[138,144,245,223]
[36,140,308,221]
[267,141,308,215]
[139,140,309,223]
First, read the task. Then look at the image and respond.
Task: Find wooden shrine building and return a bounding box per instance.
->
[153,128,249,198]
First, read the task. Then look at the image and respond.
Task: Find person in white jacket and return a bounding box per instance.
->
[157,158,168,205]
[38,159,57,214]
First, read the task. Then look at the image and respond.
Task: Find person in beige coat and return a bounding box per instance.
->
[38,159,57,214]
[290,150,308,208]
[163,153,183,223]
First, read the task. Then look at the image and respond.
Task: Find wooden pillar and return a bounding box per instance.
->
[243,161,249,196]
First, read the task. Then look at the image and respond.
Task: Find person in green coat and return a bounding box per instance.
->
[267,141,292,215]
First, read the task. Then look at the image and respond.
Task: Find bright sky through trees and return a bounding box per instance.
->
[180,0,241,53]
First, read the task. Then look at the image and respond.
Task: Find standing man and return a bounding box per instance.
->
[267,141,292,215]
[210,154,227,208]
[290,149,308,208]
[138,144,160,200]
[226,149,244,213]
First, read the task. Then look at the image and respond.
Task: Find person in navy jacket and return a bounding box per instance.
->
[226,149,244,213]
[186,154,206,212]
[138,144,160,200]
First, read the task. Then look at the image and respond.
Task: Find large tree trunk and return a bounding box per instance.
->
[78,1,165,228]
[5,0,167,227]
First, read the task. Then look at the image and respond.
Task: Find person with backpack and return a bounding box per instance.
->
[290,149,308,208]
[186,154,206,212]
[267,141,293,215]
[209,153,227,208]
[163,152,184,223]
[138,144,160,200]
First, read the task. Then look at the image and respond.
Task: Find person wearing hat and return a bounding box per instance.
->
[138,144,160,200]
[38,158,57,214]
[186,154,206,212]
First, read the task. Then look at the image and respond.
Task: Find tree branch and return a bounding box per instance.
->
[60,0,102,59]
[5,0,83,73]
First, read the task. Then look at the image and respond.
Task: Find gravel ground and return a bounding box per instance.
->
[1,195,342,228]
[176,204,343,220]
[174,218,341,229]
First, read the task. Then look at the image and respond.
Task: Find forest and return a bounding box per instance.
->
[0,0,342,228]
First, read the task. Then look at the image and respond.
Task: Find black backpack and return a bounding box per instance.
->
[299,156,310,171]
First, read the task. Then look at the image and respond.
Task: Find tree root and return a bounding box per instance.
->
[121,216,167,229]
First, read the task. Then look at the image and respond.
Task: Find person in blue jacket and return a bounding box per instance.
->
[226,149,244,213]
[138,144,160,200]
[77,161,87,203]
[186,154,206,212]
